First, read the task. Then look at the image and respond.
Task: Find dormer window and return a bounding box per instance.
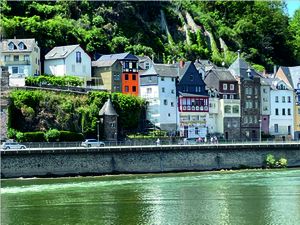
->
[76,51,81,63]
[18,42,26,50]
[190,75,194,81]
[8,42,16,50]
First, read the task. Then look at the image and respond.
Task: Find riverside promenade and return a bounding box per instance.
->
[1,142,300,178]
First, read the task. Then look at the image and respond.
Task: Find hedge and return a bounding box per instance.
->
[13,131,84,142]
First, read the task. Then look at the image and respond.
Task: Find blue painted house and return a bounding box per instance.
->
[176,61,209,138]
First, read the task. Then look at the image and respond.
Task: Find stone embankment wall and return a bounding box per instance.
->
[1,143,300,178]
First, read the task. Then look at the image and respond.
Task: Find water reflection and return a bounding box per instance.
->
[1,170,300,225]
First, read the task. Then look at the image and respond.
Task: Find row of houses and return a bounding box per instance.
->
[1,39,300,141]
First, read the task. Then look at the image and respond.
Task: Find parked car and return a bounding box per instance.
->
[1,142,26,150]
[81,139,105,147]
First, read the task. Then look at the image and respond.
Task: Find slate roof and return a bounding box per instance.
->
[194,59,216,72]
[207,68,236,81]
[45,45,80,60]
[99,99,118,116]
[178,92,208,97]
[92,60,117,67]
[269,78,293,91]
[1,39,37,52]
[229,56,261,79]
[98,53,138,61]
[141,64,178,77]
[279,66,300,89]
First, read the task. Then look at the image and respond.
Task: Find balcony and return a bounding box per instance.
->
[4,60,30,65]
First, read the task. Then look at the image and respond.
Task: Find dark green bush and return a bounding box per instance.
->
[45,129,60,142]
[15,131,46,142]
[60,131,84,142]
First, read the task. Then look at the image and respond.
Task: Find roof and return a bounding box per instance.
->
[1,39,37,52]
[279,66,300,89]
[194,59,216,71]
[98,53,138,61]
[137,55,152,62]
[45,45,80,60]
[178,92,208,97]
[207,68,236,81]
[141,64,178,77]
[99,99,118,116]
[229,56,261,79]
[269,78,293,91]
[92,59,117,67]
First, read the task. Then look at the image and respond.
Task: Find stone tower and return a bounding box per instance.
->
[99,98,118,141]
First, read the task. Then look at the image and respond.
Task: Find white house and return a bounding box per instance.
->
[140,64,178,132]
[44,45,91,85]
[1,38,40,86]
[269,78,294,140]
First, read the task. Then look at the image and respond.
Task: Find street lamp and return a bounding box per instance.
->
[259,119,262,143]
[96,120,100,142]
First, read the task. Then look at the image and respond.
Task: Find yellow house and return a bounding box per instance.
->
[92,59,122,92]
[1,38,40,77]
[275,66,300,140]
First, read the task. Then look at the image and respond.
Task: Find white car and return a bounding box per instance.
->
[1,142,26,150]
[81,139,105,147]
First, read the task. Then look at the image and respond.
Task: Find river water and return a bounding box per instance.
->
[1,169,300,225]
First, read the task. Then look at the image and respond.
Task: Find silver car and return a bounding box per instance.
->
[81,139,105,147]
[1,142,26,150]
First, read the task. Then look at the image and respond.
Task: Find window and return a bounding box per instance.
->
[76,51,81,63]
[14,55,19,61]
[145,63,150,70]
[233,105,239,113]
[288,126,291,135]
[18,42,24,50]
[246,101,253,108]
[124,62,129,69]
[125,74,129,80]
[263,88,266,93]
[162,87,165,93]
[282,96,285,103]
[161,77,164,81]
[132,74,136,80]
[224,105,231,113]
[190,75,194,81]
[254,87,258,95]
[114,74,120,81]
[24,55,29,61]
[275,96,279,103]
[288,108,291,115]
[4,55,9,61]
[282,108,286,115]
[148,76,152,81]
[249,116,253,124]
[288,96,291,103]
[274,124,278,133]
[8,42,15,50]
[223,95,227,99]
[275,108,279,115]
[230,84,234,90]
[164,99,168,105]
[171,89,174,94]
[171,102,174,107]
[12,67,18,74]
[132,62,137,69]
[223,83,227,90]
[168,113,171,117]
[147,88,152,94]
[230,95,234,99]
[125,86,129,92]
[172,78,175,82]
[195,127,199,135]
[129,62,133,69]
[132,86,136,92]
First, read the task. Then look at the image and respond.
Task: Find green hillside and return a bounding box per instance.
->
[1,0,299,70]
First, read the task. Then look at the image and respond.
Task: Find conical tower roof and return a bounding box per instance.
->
[99,99,118,116]
[229,54,250,77]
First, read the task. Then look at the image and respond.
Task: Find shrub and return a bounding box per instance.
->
[15,131,45,142]
[45,129,60,142]
[7,128,17,139]
[60,131,84,142]
[278,158,288,168]
[265,154,276,168]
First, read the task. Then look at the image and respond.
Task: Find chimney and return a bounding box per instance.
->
[273,65,277,76]
[179,60,185,68]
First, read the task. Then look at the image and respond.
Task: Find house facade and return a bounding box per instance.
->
[229,56,261,141]
[275,66,300,139]
[140,64,177,132]
[97,53,139,96]
[260,78,271,134]
[205,68,240,140]
[177,62,209,138]
[92,60,122,91]
[269,79,294,140]
[44,45,91,85]
[1,38,40,81]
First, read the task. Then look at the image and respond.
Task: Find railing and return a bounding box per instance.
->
[9,139,300,149]
[5,60,30,65]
